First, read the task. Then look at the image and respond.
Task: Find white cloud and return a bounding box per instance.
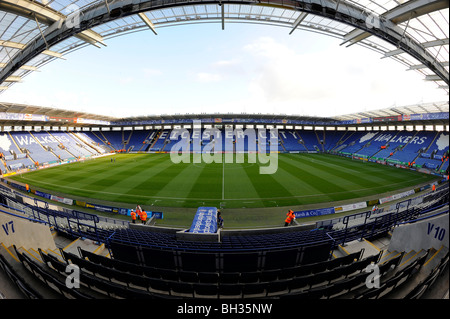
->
[143,68,163,77]
[196,72,222,83]
[212,59,241,68]
[240,36,447,117]
[118,76,134,84]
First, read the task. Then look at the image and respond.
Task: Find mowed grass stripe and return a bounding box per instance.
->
[24,154,161,187]
[75,155,168,192]
[285,153,434,197]
[292,153,428,186]
[184,162,222,204]
[98,156,174,197]
[308,153,425,183]
[241,159,298,207]
[155,163,212,205]
[285,154,388,189]
[19,154,171,200]
[269,162,327,197]
[277,155,359,202]
[223,162,261,204]
[121,158,191,199]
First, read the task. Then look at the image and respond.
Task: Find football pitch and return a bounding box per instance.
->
[9,153,438,210]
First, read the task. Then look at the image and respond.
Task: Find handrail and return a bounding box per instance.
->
[0,207,48,225]
[397,209,449,226]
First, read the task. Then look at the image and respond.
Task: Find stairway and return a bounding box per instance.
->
[0,229,111,299]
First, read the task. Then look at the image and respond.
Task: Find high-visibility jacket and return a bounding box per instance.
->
[285,211,295,224]
[131,212,136,220]
[141,211,147,221]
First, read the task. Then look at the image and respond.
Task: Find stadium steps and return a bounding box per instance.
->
[330,131,352,152]
[315,131,325,152]
[335,236,389,260]
[278,132,287,152]
[293,131,308,151]
[73,132,104,154]
[58,237,102,256]
[148,131,161,150]
[382,245,449,299]
[123,130,132,149]
[0,244,62,299]
[69,132,97,155]
[138,130,155,151]
[46,131,77,159]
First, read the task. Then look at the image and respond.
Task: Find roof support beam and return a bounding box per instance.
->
[422,38,449,48]
[0,0,448,86]
[0,0,105,46]
[221,3,225,30]
[0,63,37,71]
[0,40,63,58]
[289,12,308,35]
[341,0,449,46]
[138,12,157,35]
[385,38,449,57]
[4,76,21,82]
[425,75,442,81]
[408,61,449,70]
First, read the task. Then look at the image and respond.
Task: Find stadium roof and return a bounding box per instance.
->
[0,100,447,127]
[333,100,449,120]
[0,0,448,96]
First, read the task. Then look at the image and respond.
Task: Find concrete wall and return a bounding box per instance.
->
[0,211,56,251]
[389,213,449,252]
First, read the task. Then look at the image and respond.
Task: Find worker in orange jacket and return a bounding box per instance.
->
[284,210,296,227]
[130,210,136,224]
[140,210,147,224]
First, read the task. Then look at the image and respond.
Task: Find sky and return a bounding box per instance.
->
[0,22,447,119]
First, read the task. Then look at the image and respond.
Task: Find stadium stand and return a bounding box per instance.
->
[125,130,155,152]
[83,132,115,153]
[388,131,436,165]
[150,130,170,151]
[1,180,447,300]
[10,132,59,164]
[0,128,448,176]
[279,130,305,152]
[321,130,347,153]
[371,131,417,160]
[296,130,321,152]
[334,131,377,155]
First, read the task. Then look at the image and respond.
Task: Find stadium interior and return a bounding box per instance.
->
[0,0,449,304]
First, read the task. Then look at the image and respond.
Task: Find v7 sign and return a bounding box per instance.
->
[2,221,15,236]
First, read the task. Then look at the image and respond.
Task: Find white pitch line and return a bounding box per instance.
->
[222,153,225,200]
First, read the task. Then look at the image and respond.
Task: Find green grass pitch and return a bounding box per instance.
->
[9,152,438,211]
